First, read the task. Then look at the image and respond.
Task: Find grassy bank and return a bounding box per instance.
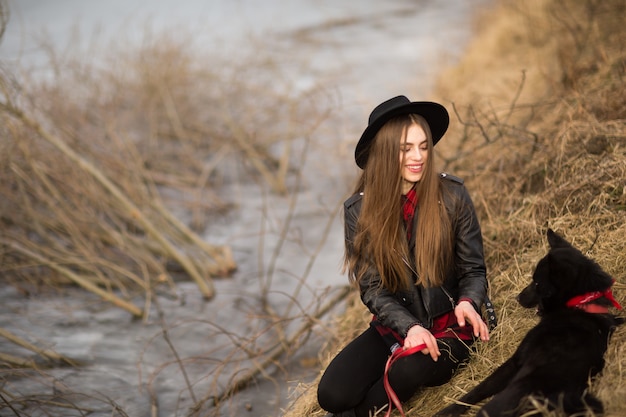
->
[285,0,626,416]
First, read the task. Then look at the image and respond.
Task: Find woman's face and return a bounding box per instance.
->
[399,123,428,194]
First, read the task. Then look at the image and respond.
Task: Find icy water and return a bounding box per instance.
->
[1,1,491,416]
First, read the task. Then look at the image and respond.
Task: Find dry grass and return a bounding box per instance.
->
[284,0,626,416]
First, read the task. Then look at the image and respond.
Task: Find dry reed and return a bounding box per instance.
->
[0,0,334,400]
[0,17,332,310]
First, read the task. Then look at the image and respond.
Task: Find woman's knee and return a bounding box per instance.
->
[318,379,349,412]
[388,340,470,392]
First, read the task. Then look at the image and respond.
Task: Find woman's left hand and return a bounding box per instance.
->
[455,300,490,341]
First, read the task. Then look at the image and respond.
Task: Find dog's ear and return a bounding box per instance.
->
[547,228,571,249]
[546,235,614,296]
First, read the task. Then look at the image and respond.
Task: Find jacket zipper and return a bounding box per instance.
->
[398,250,455,314]
[440,285,456,309]
[397,251,433,323]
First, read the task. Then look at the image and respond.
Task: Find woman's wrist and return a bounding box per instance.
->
[404,321,424,336]
[458,297,478,311]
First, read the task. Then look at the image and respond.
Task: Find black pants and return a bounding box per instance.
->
[317,326,472,417]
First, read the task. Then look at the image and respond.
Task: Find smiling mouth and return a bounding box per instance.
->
[406,164,422,173]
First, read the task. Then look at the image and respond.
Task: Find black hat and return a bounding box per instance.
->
[354,95,449,169]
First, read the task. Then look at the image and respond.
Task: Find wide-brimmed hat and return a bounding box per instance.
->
[354,95,449,169]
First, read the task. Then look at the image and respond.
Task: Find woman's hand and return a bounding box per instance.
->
[455,300,490,341]
[404,324,440,361]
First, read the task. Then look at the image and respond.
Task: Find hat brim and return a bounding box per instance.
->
[355,101,449,169]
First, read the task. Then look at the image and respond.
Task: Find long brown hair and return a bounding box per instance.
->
[345,114,453,291]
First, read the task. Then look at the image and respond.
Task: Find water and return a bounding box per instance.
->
[0,1,491,416]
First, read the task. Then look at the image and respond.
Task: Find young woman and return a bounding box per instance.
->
[317,96,491,417]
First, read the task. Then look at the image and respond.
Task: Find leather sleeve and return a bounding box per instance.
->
[449,181,488,310]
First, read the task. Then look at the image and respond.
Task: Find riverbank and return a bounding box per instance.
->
[285,0,626,415]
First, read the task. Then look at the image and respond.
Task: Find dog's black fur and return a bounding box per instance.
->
[435,229,623,417]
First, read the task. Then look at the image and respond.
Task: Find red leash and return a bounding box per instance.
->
[383,343,427,417]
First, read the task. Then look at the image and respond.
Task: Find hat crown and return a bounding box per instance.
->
[368,95,411,125]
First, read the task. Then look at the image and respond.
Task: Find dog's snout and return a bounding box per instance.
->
[518,282,539,309]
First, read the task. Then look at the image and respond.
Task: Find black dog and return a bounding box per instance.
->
[435,229,623,417]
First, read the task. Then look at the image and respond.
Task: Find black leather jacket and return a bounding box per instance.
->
[344,173,488,337]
